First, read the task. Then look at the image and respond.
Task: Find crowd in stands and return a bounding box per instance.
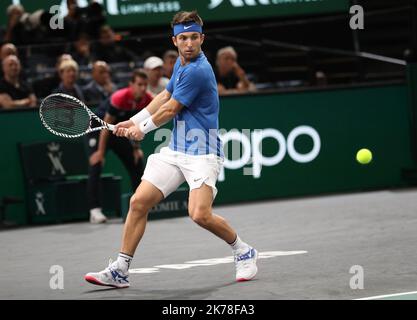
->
[0,2,256,111]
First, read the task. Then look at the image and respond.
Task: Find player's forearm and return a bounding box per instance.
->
[130,90,171,127]
[151,101,181,127]
[145,90,171,115]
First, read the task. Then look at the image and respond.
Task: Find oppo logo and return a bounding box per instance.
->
[218,126,321,181]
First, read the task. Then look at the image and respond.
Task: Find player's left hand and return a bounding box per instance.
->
[126,126,145,141]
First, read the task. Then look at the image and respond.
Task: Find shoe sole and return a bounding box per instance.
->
[84,275,129,288]
[236,249,258,282]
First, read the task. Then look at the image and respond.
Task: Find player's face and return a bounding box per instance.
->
[172,32,204,61]
[130,76,147,100]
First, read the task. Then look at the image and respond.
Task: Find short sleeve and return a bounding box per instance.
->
[172,67,201,107]
[166,75,174,93]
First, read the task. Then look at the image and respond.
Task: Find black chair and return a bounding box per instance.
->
[0,196,22,229]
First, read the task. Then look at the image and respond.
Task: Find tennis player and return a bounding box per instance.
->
[85,11,258,288]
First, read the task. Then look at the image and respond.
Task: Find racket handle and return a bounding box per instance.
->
[107,124,115,131]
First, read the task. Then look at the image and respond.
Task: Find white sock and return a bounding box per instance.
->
[116,252,133,272]
[229,235,249,252]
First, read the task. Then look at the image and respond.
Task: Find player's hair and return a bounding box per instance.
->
[130,69,148,83]
[171,11,203,28]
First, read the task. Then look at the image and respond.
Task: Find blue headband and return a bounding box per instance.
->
[173,22,203,36]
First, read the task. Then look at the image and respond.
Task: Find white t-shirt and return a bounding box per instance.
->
[148,77,169,96]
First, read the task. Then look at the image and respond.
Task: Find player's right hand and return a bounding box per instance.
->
[114,120,135,137]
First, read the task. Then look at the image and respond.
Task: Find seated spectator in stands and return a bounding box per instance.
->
[64,0,81,41]
[162,50,178,79]
[53,59,85,101]
[215,46,256,95]
[80,1,107,39]
[3,4,55,45]
[33,54,73,99]
[143,56,169,96]
[63,0,106,40]
[71,33,95,66]
[315,70,328,87]
[92,25,138,64]
[0,43,18,78]
[0,55,37,109]
[0,43,17,61]
[83,61,116,105]
[3,4,26,44]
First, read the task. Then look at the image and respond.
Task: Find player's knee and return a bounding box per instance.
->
[189,207,211,227]
[129,194,149,218]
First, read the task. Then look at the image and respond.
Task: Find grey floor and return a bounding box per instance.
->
[1,189,417,300]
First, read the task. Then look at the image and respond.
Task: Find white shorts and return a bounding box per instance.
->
[142,147,224,199]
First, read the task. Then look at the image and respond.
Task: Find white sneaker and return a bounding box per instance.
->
[90,208,107,224]
[85,260,130,288]
[234,247,258,282]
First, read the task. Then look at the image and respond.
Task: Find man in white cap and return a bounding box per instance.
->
[143,56,169,96]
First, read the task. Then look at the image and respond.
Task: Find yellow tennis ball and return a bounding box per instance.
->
[356,148,372,164]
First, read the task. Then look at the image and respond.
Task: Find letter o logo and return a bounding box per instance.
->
[287,126,321,163]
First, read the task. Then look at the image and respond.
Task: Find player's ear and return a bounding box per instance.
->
[172,36,178,47]
[200,33,205,45]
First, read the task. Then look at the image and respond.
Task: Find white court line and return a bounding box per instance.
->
[355,291,417,300]
[130,250,307,274]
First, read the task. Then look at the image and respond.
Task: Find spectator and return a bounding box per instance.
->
[215,46,256,95]
[143,56,169,96]
[71,33,95,66]
[4,4,56,45]
[3,4,25,44]
[80,1,107,39]
[0,55,37,109]
[83,61,116,105]
[162,50,178,79]
[64,0,81,41]
[33,54,73,99]
[85,69,152,223]
[315,70,328,87]
[0,43,17,61]
[92,25,138,64]
[0,43,18,79]
[53,59,85,101]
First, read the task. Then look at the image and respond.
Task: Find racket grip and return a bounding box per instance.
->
[107,124,115,131]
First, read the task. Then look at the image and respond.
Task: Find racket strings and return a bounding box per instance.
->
[41,95,92,136]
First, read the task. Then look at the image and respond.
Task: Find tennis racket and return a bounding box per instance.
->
[39,93,115,138]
